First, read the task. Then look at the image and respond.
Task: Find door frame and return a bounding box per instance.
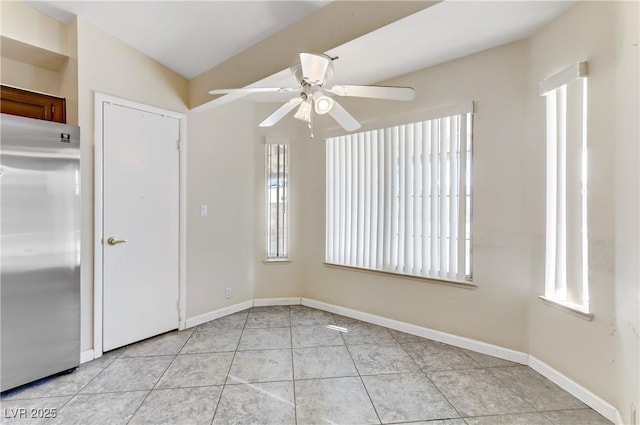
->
[93,93,187,358]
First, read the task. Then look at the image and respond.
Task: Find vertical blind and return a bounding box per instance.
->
[266,143,289,259]
[542,63,588,309]
[326,108,473,281]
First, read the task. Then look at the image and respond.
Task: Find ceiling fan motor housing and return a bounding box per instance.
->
[291,53,334,86]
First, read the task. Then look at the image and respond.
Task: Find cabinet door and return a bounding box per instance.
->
[0,85,66,123]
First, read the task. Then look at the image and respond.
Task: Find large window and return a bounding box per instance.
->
[325,104,473,282]
[266,140,289,260]
[540,62,589,313]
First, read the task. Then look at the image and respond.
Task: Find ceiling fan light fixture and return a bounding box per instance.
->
[314,95,334,115]
[293,98,312,123]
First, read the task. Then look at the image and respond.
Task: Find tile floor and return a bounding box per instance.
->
[1,305,613,425]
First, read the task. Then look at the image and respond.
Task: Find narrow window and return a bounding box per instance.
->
[266,141,289,259]
[325,104,473,282]
[540,62,589,312]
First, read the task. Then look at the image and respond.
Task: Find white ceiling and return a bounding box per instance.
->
[27,0,574,108]
[27,0,331,79]
[324,1,575,88]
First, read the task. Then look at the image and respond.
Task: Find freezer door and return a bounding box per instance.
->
[1,114,81,392]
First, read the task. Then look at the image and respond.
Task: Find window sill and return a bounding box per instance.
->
[324,262,476,289]
[264,258,292,264]
[538,296,594,321]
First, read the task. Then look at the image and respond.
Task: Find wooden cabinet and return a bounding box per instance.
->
[0,85,66,123]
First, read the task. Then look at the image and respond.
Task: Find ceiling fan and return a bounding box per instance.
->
[208,53,415,135]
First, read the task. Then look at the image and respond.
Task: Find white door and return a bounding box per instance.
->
[102,102,180,351]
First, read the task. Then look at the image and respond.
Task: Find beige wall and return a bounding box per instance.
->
[525,1,638,414]
[185,101,256,318]
[0,1,68,56]
[58,20,78,125]
[0,57,60,94]
[295,39,531,351]
[75,18,188,350]
[185,101,308,315]
[613,2,640,423]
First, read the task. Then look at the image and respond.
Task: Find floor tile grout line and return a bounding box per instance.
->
[462,406,578,420]
[210,311,249,425]
[352,322,464,423]
[419,365,516,374]
[481,365,543,413]
[454,345,484,369]
[399,340,497,375]
[122,390,152,425]
[372,344,465,423]
[40,392,77,425]
[125,346,185,425]
[56,350,124,409]
[175,350,237,355]
[127,358,178,424]
[336,311,383,425]
[461,410,558,420]
[98,383,223,392]
[69,388,164,396]
[288,306,299,425]
[1,393,76,402]
[206,382,225,425]
[0,361,110,402]
[422,369,467,421]
[540,408,608,425]
[348,320,574,420]
[424,367,565,420]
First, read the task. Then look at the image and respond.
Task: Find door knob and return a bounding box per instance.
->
[107,237,127,246]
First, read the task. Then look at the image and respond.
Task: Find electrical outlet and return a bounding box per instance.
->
[225,287,232,299]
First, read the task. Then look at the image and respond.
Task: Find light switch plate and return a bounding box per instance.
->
[200,204,208,217]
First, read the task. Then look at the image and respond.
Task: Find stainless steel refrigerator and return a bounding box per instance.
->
[1,113,81,392]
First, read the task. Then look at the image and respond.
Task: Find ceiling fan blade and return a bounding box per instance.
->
[299,53,330,85]
[259,97,303,127]
[209,87,297,95]
[328,100,361,132]
[327,85,415,101]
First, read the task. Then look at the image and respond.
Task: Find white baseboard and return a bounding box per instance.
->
[253,297,301,307]
[301,298,528,365]
[184,300,253,329]
[529,356,619,424]
[80,349,95,364]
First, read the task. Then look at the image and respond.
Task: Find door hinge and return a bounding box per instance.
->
[177,139,181,151]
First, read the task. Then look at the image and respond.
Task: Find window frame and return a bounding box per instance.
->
[538,62,592,319]
[265,138,290,262]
